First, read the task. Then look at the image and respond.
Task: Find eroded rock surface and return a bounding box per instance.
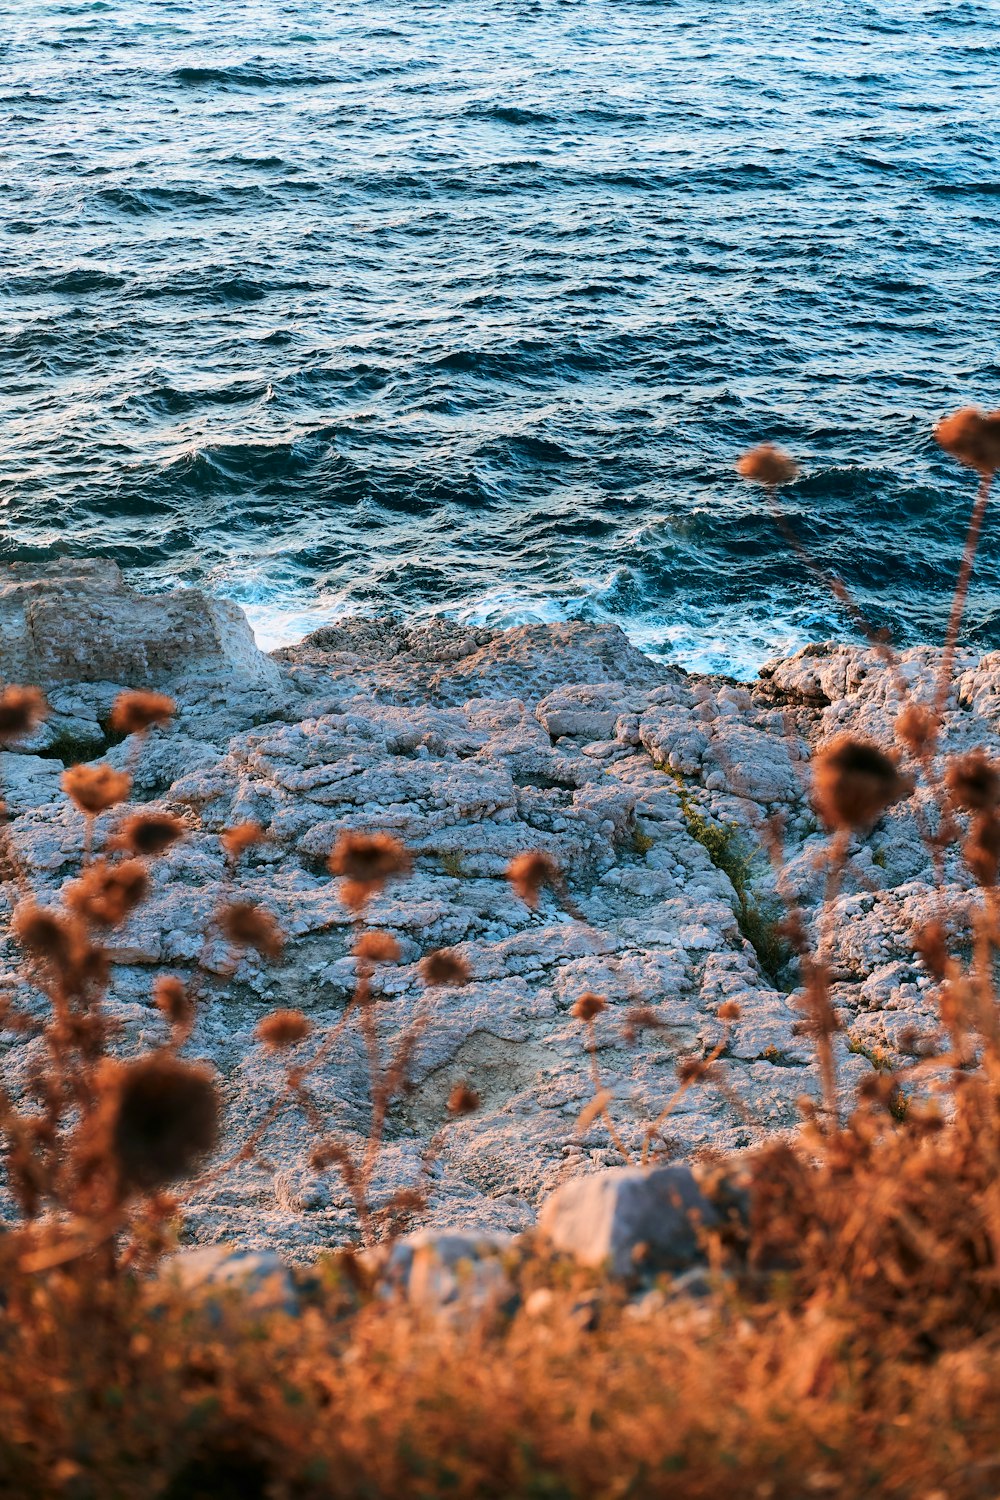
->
[0,581,988,1259]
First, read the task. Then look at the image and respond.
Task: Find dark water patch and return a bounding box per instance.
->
[3,0,1000,675]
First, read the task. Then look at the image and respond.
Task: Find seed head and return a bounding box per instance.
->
[934,406,1000,475]
[894,702,937,756]
[110,1054,219,1192]
[220,822,266,861]
[154,975,193,1031]
[0,686,48,742]
[328,832,412,906]
[419,949,471,987]
[717,1000,742,1022]
[447,1082,480,1116]
[622,1004,661,1042]
[65,858,149,927]
[219,901,284,959]
[62,763,132,816]
[13,903,86,970]
[736,444,799,487]
[255,1008,311,1049]
[811,735,911,831]
[965,813,1000,887]
[354,931,402,963]
[945,750,1000,812]
[110,691,176,736]
[914,920,949,980]
[116,812,185,857]
[507,850,561,908]
[571,992,607,1023]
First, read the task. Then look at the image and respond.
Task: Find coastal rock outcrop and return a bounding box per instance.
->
[0,558,279,693]
[0,571,989,1258]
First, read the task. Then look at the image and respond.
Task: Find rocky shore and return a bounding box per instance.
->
[0,560,992,1261]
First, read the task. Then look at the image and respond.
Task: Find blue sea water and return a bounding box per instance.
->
[2,0,1000,676]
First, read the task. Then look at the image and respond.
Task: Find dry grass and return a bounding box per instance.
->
[0,408,999,1493]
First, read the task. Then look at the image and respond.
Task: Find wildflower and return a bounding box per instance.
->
[717,1000,742,1022]
[116,811,185,857]
[735,444,800,486]
[154,975,193,1031]
[0,686,48,742]
[328,832,412,905]
[934,406,1000,475]
[810,735,911,831]
[507,850,561,908]
[219,901,284,959]
[571,992,607,1023]
[61,763,131,815]
[111,1054,219,1191]
[945,750,1000,812]
[109,691,175,736]
[255,1008,311,1049]
[354,931,401,963]
[419,949,471,987]
[894,702,937,756]
[220,822,266,861]
[964,813,1000,886]
[65,858,149,927]
[447,1082,480,1116]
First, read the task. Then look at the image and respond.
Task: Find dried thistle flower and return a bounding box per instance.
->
[571,992,607,1023]
[255,1009,311,1049]
[61,763,132,816]
[914,920,949,980]
[945,750,1000,812]
[447,1082,480,1116]
[354,931,402,963]
[736,443,799,486]
[677,1056,707,1085]
[220,822,266,861]
[419,949,471,987]
[65,858,149,927]
[109,691,175,736]
[811,735,911,831]
[894,702,937,756]
[507,850,560,908]
[154,975,193,1031]
[0,686,48,742]
[622,1004,661,1042]
[934,406,1000,475]
[111,1054,219,1192]
[219,901,284,959]
[116,812,185,857]
[328,832,412,905]
[964,813,1000,887]
[12,903,86,970]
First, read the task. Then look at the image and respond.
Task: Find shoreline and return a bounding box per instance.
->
[0,557,990,1256]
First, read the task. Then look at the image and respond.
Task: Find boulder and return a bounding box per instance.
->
[158,1245,298,1316]
[538,1165,735,1277]
[0,559,279,690]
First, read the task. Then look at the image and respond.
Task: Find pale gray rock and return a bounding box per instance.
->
[538,1164,730,1277]
[158,1245,298,1316]
[0,558,279,690]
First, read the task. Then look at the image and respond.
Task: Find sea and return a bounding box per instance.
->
[2,0,1000,677]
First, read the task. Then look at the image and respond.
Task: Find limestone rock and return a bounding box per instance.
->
[0,559,279,690]
[538,1164,733,1277]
